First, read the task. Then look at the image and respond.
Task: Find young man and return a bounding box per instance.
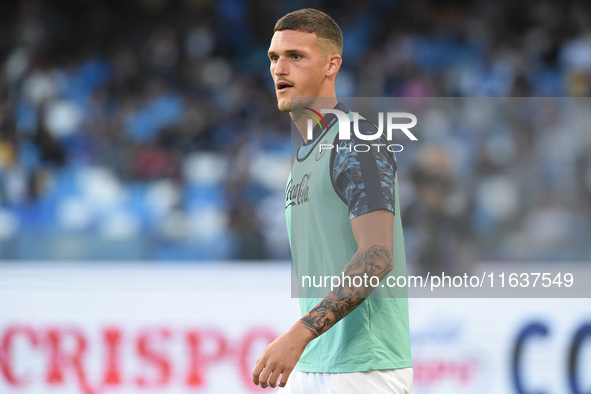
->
[252,8,413,393]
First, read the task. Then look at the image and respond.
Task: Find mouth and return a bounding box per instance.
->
[276,81,294,94]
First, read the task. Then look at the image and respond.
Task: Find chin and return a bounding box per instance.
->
[277,98,291,112]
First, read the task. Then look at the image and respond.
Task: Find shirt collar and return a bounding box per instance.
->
[303,102,349,146]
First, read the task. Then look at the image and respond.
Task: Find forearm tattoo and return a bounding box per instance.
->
[300,245,393,337]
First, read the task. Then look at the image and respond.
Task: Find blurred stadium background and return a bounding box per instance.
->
[0,0,590,393]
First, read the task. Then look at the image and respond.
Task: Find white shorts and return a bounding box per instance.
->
[278,368,413,394]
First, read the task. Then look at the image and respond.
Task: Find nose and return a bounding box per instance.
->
[274,57,288,76]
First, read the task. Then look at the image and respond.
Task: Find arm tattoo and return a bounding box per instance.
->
[300,245,393,337]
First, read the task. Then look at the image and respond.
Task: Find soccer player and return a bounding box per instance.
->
[252,8,413,393]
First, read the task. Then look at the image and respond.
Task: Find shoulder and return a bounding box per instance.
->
[331,117,396,168]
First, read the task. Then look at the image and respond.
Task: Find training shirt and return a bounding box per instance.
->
[286,102,412,373]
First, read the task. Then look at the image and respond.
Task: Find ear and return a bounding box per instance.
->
[326,54,342,78]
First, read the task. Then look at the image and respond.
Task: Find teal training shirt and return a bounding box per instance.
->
[286,106,412,373]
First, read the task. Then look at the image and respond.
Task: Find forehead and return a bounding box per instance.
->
[269,30,320,53]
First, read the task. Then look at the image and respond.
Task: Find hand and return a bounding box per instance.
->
[252,322,315,389]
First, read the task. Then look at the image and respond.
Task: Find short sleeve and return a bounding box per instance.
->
[331,120,398,220]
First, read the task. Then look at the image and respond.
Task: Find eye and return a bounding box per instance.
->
[291,53,301,60]
[270,55,278,62]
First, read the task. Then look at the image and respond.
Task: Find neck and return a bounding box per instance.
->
[290,96,338,143]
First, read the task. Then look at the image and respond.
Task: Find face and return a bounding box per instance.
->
[268,30,331,112]
[366,257,388,277]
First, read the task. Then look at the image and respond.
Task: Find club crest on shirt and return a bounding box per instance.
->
[286,172,311,208]
[315,140,328,161]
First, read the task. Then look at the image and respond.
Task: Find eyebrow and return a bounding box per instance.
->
[268,49,304,57]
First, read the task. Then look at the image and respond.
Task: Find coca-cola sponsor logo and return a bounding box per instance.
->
[285,172,311,208]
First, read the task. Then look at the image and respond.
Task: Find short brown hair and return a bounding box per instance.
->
[274,8,343,55]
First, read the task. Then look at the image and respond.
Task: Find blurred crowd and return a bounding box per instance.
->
[0,0,590,267]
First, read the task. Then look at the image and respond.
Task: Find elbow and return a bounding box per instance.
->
[358,243,394,278]
[382,259,394,277]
